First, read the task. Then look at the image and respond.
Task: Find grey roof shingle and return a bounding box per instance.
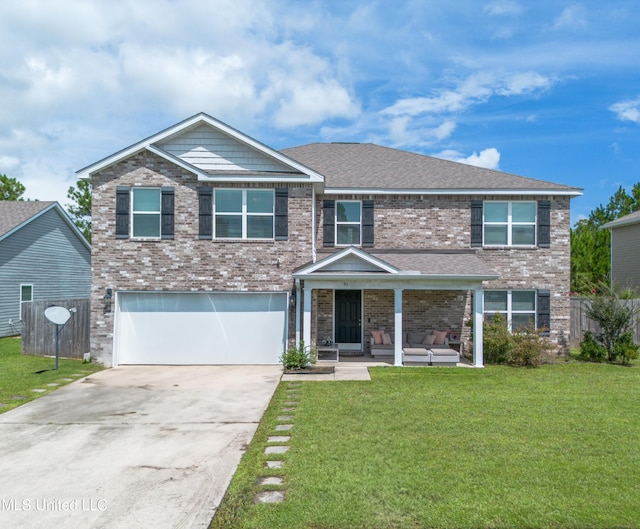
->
[601,210,640,229]
[0,201,55,239]
[281,142,581,193]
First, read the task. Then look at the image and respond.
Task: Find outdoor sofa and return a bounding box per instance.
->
[370,330,460,366]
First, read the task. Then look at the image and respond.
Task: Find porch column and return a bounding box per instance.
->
[303,286,312,349]
[295,280,301,344]
[473,289,484,367]
[394,288,403,366]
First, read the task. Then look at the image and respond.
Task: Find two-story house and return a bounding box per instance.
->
[78,113,582,367]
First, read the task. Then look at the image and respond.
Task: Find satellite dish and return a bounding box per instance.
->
[44,306,72,325]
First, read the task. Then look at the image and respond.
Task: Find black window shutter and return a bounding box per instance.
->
[323,200,335,247]
[470,200,483,247]
[198,187,213,239]
[538,200,551,248]
[274,188,288,240]
[362,200,374,247]
[537,290,551,336]
[161,187,175,240]
[115,186,130,239]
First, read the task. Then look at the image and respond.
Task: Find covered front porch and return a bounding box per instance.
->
[292,247,499,367]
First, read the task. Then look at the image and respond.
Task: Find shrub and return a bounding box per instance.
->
[508,327,552,367]
[483,314,513,364]
[279,341,313,370]
[614,332,639,364]
[579,331,607,362]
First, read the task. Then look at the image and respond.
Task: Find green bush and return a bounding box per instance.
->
[614,331,639,364]
[579,331,607,362]
[508,327,552,367]
[279,340,313,370]
[483,314,512,364]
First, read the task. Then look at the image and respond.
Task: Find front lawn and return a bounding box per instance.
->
[0,336,104,413]
[211,364,640,529]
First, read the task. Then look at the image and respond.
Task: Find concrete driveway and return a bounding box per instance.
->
[0,365,282,529]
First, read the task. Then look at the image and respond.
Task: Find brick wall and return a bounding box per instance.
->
[90,151,314,365]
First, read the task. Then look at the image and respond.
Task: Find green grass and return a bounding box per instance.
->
[0,336,104,413]
[211,364,640,529]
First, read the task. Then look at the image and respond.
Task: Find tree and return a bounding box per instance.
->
[0,173,26,201]
[582,281,640,364]
[66,180,92,242]
[571,184,640,293]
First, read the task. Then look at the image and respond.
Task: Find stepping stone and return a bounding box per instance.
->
[275,424,293,431]
[46,383,60,387]
[257,476,283,486]
[70,374,84,377]
[277,415,294,421]
[283,401,297,406]
[281,407,295,412]
[60,378,74,382]
[268,436,291,443]
[254,490,285,504]
[12,396,27,400]
[31,389,46,393]
[266,461,285,469]
[265,446,289,454]
[0,403,6,407]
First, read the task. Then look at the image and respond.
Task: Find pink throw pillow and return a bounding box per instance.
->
[433,330,447,345]
[422,334,436,345]
[371,329,384,345]
[382,333,392,345]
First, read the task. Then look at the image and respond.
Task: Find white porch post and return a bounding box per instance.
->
[303,286,312,349]
[473,289,484,367]
[394,288,403,366]
[295,280,301,344]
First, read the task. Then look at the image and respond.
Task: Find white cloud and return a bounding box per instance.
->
[436,148,501,170]
[0,156,20,171]
[553,4,588,31]
[610,97,640,124]
[484,1,524,16]
[497,71,552,95]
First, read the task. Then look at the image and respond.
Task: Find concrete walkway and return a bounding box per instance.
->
[0,366,281,529]
[281,364,372,381]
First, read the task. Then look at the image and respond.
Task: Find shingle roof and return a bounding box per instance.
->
[281,142,582,194]
[0,201,55,239]
[601,210,640,230]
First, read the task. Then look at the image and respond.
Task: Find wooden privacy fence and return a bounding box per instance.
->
[21,299,90,359]
[569,297,640,348]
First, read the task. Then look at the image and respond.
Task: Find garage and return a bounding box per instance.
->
[114,291,287,365]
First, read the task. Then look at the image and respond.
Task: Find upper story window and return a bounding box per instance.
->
[116,186,174,240]
[483,201,536,246]
[214,189,274,239]
[132,188,161,238]
[484,290,536,331]
[336,200,362,246]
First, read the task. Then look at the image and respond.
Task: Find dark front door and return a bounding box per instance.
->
[335,290,362,346]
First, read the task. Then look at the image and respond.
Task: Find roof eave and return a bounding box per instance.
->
[322,188,583,197]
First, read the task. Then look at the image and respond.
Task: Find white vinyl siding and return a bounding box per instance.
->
[159,125,291,173]
[484,201,536,246]
[610,224,640,291]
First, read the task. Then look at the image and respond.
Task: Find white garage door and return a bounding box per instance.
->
[115,292,287,365]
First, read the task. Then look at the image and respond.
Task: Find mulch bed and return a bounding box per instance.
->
[284,365,335,375]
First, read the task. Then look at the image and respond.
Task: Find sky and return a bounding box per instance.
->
[1,0,639,226]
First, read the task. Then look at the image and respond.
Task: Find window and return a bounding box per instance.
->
[484,290,536,331]
[484,201,536,246]
[214,189,274,239]
[336,200,361,246]
[132,188,161,238]
[20,284,33,306]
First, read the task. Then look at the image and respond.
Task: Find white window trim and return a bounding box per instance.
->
[213,189,275,240]
[483,201,537,247]
[335,200,362,247]
[484,290,536,331]
[20,283,33,311]
[131,187,161,240]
